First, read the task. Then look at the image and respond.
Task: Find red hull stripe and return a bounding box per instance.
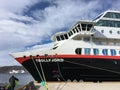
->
[15,54,120,64]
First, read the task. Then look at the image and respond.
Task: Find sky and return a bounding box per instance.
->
[0,0,120,66]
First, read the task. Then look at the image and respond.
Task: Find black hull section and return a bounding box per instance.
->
[22,58,120,83]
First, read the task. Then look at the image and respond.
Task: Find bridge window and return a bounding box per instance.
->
[68,32,71,36]
[75,27,79,32]
[56,36,60,41]
[72,29,76,33]
[102,49,108,55]
[87,24,92,31]
[64,34,68,39]
[60,35,64,40]
[84,48,91,55]
[81,24,86,31]
[93,48,99,55]
[77,24,81,31]
[68,31,73,36]
[110,49,116,56]
[70,31,73,35]
[75,48,82,54]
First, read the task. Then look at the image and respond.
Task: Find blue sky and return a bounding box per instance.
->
[0,0,120,66]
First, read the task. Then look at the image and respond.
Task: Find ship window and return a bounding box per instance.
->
[36,55,39,57]
[96,20,105,26]
[75,48,82,54]
[101,30,104,33]
[102,49,108,55]
[77,24,81,31]
[23,56,26,58]
[96,20,120,27]
[93,48,99,55]
[84,48,91,55]
[68,32,71,36]
[104,12,112,18]
[60,35,64,40]
[64,34,68,39]
[75,27,79,32]
[70,31,73,35]
[117,31,120,34]
[87,24,92,31]
[81,24,86,31]
[109,30,112,34]
[56,36,61,41]
[118,50,120,55]
[104,12,120,19]
[73,29,76,33]
[110,49,116,56]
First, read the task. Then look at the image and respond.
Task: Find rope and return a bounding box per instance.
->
[56,82,67,90]
[55,54,65,81]
[65,60,120,75]
[55,54,67,90]
[57,62,65,81]
[39,62,49,90]
[31,56,44,82]
[31,56,49,90]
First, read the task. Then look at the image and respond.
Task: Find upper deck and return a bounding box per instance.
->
[51,20,95,42]
[51,10,120,42]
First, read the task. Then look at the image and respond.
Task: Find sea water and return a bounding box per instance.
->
[0,73,34,85]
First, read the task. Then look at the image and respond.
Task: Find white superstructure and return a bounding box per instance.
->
[10,10,120,59]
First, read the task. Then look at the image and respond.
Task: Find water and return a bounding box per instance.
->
[0,73,34,87]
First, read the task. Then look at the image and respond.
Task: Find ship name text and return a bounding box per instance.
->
[35,58,64,62]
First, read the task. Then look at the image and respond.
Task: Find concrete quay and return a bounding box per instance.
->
[35,82,120,90]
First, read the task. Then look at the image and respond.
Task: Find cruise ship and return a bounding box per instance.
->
[10,10,120,83]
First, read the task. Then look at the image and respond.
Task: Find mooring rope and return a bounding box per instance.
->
[65,60,120,75]
[31,56,44,82]
[39,62,49,90]
[31,56,49,90]
[56,62,65,81]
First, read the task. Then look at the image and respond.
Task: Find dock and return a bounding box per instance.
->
[17,81,120,90]
[34,81,120,90]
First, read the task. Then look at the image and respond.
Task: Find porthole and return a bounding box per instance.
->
[110,49,116,56]
[75,48,82,54]
[23,56,26,58]
[101,30,104,33]
[117,31,120,34]
[93,48,99,55]
[84,48,91,55]
[102,49,108,55]
[30,55,32,57]
[109,30,112,34]
[119,51,120,55]
[36,55,39,57]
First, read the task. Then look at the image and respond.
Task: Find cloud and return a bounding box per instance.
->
[0,0,40,14]
[0,0,120,66]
